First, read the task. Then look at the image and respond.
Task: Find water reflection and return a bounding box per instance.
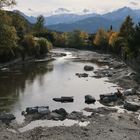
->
[0,49,119,123]
[0,62,53,112]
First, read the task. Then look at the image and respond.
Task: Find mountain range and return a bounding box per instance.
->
[14,7,140,33]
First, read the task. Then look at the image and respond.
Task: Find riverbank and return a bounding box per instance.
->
[0,49,140,140]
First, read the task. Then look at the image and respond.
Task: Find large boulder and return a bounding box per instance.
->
[85,95,96,104]
[0,113,15,123]
[84,65,94,71]
[124,101,140,111]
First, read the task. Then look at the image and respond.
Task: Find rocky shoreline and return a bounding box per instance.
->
[0,49,140,140]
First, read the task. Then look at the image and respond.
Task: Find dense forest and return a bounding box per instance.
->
[0,0,140,68]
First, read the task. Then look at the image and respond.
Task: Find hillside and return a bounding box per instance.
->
[46,7,140,33]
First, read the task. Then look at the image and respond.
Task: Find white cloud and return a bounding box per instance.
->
[8,0,140,16]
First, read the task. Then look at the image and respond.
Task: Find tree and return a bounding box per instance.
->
[128,23,140,57]
[37,38,52,56]
[0,24,18,62]
[109,32,126,55]
[119,16,135,58]
[119,16,134,40]
[34,15,45,33]
[0,0,16,8]
[67,30,89,48]
[94,28,109,50]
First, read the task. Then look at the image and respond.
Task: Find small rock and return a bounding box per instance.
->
[52,108,68,120]
[84,65,94,71]
[0,113,15,123]
[124,101,140,111]
[123,88,137,96]
[26,107,38,114]
[85,95,96,104]
[38,106,50,115]
[100,93,118,103]
[75,73,88,78]
[53,96,74,103]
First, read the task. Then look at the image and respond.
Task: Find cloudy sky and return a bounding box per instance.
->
[9,0,140,16]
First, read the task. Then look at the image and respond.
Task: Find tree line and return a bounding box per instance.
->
[0,0,140,64]
[94,16,140,61]
[0,0,52,62]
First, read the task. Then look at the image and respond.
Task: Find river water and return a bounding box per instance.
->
[0,49,119,123]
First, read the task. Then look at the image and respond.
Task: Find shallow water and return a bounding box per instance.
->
[0,49,119,123]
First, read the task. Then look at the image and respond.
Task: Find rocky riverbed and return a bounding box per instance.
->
[0,49,140,140]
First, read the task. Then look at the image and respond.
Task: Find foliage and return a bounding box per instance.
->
[0,0,16,8]
[0,24,18,62]
[34,15,45,33]
[94,28,109,50]
[67,30,89,48]
[37,38,52,56]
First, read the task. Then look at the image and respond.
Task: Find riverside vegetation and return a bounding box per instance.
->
[0,1,140,70]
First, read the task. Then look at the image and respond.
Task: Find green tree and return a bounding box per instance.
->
[37,38,52,56]
[34,15,45,33]
[67,30,88,48]
[0,24,18,62]
[119,16,135,58]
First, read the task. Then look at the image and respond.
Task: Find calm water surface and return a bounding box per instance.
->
[0,49,118,123]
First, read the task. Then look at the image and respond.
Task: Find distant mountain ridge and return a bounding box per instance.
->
[14,7,140,33]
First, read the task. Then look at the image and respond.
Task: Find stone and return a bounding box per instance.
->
[38,106,50,115]
[53,96,74,103]
[75,73,88,78]
[26,107,38,114]
[52,108,68,120]
[85,95,96,104]
[100,93,118,103]
[123,88,137,96]
[0,113,15,122]
[124,101,140,111]
[84,65,94,71]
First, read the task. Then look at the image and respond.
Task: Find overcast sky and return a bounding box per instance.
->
[9,0,140,16]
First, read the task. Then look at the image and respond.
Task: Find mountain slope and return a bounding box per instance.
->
[47,16,123,33]
[47,7,140,33]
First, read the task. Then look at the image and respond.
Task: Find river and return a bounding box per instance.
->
[0,49,119,123]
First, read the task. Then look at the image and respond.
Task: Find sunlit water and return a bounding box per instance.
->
[0,49,119,124]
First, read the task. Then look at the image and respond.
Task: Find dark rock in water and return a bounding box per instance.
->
[124,101,140,111]
[100,93,118,103]
[38,106,50,115]
[85,95,96,104]
[52,108,68,120]
[26,107,38,114]
[53,96,74,103]
[75,73,88,78]
[84,65,94,71]
[26,106,49,115]
[0,113,15,123]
